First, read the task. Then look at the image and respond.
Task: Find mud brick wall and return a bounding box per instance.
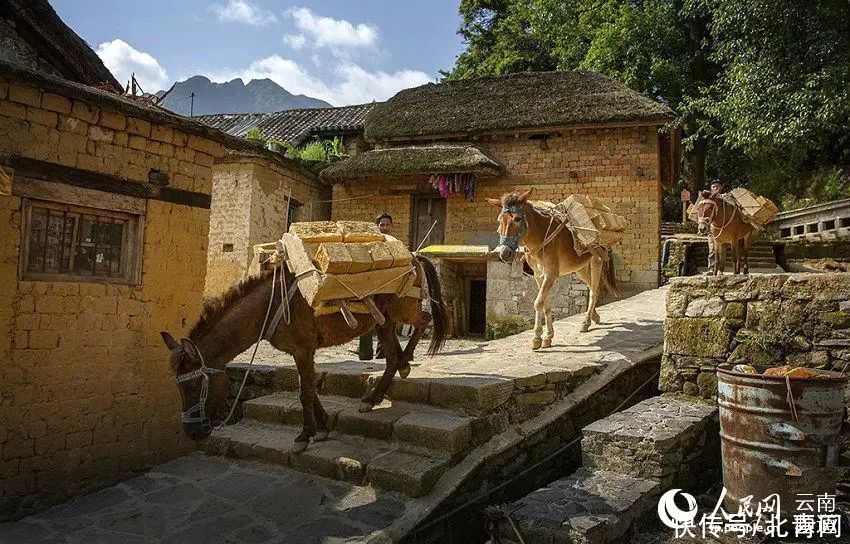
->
[331,125,662,323]
[205,155,330,297]
[661,273,850,399]
[0,76,225,520]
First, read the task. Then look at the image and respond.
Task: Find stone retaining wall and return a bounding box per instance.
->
[661,273,850,399]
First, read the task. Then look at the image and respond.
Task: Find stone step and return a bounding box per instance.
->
[206,421,450,497]
[581,396,718,488]
[505,468,660,544]
[242,392,475,455]
[227,361,515,415]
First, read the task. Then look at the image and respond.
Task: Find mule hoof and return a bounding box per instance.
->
[358,402,375,413]
[531,337,542,351]
[399,365,411,379]
[541,338,552,349]
[292,440,309,454]
[579,323,590,333]
[314,430,329,442]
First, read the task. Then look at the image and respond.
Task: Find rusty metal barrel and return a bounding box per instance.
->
[717,365,847,514]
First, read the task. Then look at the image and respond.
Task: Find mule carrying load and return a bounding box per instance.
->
[530,194,628,255]
[688,187,779,230]
[251,220,424,327]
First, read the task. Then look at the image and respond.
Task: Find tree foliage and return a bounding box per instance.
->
[445,0,850,209]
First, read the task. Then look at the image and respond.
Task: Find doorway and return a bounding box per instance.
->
[411,196,446,248]
[467,278,487,335]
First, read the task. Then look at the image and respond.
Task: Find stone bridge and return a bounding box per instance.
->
[0,288,667,544]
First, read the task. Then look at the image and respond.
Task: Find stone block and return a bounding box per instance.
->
[9,84,39,107]
[429,376,514,414]
[336,404,407,440]
[365,451,448,497]
[394,410,473,454]
[151,124,173,143]
[41,93,71,114]
[685,297,725,318]
[664,317,733,358]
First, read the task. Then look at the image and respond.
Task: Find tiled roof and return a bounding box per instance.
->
[195,103,376,146]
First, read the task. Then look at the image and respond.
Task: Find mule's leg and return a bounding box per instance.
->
[582,256,603,333]
[532,274,556,350]
[732,240,741,275]
[293,348,318,453]
[542,299,555,349]
[313,396,330,441]
[359,322,403,412]
[575,266,601,324]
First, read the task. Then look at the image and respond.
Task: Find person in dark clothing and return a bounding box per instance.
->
[356,213,394,360]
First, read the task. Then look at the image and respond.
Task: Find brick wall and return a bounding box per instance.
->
[205,155,331,297]
[0,76,223,519]
[331,125,662,323]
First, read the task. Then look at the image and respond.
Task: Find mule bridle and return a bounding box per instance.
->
[698,198,737,241]
[497,204,527,252]
[174,348,224,426]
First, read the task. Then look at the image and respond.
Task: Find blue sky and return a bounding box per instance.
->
[51,0,465,106]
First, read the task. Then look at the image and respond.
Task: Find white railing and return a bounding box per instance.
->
[773,198,850,240]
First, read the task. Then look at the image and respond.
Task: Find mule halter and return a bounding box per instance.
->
[174,348,224,425]
[497,204,527,251]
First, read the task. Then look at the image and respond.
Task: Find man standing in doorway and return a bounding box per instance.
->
[356,212,394,360]
[706,179,725,273]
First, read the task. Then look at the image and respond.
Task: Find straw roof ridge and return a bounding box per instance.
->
[365,70,674,142]
[319,144,501,182]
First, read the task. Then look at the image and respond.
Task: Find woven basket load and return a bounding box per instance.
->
[281,221,416,311]
[530,194,627,253]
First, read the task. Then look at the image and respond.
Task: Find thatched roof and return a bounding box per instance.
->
[319,145,501,182]
[365,71,674,142]
[196,103,376,146]
[0,0,121,89]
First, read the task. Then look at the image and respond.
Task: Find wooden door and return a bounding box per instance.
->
[411,196,446,249]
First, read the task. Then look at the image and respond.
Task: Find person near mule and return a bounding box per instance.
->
[705,179,725,273]
[355,212,394,360]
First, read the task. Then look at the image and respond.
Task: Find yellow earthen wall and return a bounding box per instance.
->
[331,126,661,291]
[204,157,331,297]
[0,77,222,519]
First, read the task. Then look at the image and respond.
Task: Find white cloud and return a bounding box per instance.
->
[283,33,306,50]
[211,0,277,26]
[96,39,169,91]
[209,54,431,106]
[286,7,378,49]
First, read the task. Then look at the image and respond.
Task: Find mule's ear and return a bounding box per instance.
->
[486,197,502,207]
[518,188,533,202]
[700,190,713,199]
[161,331,180,351]
[180,338,202,363]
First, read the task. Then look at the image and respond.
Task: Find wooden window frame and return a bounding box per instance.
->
[19,187,145,285]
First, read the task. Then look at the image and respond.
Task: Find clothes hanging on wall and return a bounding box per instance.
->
[428,173,478,201]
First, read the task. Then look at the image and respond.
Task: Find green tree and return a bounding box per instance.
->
[445,0,850,206]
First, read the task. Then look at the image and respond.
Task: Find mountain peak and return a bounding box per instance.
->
[159,75,332,116]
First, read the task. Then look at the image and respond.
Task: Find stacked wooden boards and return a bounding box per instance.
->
[531,194,627,251]
[727,187,779,227]
[281,221,417,312]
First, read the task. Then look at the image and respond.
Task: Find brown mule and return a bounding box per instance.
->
[695,190,756,275]
[487,188,620,350]
[162,255,448,453]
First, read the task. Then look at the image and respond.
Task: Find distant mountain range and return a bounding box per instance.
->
[157,76,332,116]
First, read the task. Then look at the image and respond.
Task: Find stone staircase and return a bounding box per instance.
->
[206,359,568,499]
[693,239,782,272]
[504,395,719,543]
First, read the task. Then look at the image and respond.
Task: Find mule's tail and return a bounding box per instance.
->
[415,255,449,356]
[602,249,621,298]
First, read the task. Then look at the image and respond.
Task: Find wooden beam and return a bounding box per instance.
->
[6,156,211,209]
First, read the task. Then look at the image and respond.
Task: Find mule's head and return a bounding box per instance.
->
[695,190,717,236]
[161,332,229,441]
[487,188,533,262]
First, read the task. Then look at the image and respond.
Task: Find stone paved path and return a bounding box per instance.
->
[235,286,668,385]
[0,454,406,544]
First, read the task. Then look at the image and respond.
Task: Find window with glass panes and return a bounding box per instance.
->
[22,200,142,284]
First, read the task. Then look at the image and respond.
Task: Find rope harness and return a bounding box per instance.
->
[174,348,224,426]
[496,204,527,254]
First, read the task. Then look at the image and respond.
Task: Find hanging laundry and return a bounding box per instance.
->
[427,173,479,201]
